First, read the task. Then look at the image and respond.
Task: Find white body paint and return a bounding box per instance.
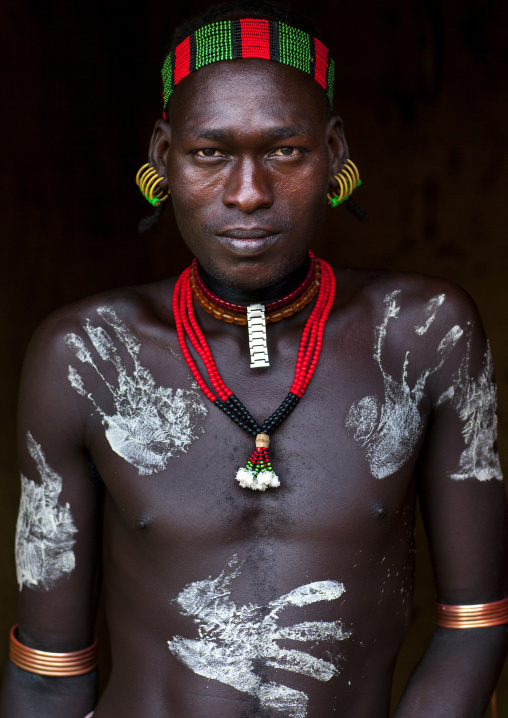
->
[346,291,463,479]
[438,337,502,481]
[15,432,77,590]
[168,556,350,718]
[65,306,207,475]
[414,293,445,335]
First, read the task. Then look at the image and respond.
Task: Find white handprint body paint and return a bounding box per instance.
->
[437,335,502,481]
[16,432,77,590]
[65,306,207,475]
[414,293,446,335]
[346,291,464,479]
[168,556,350,718]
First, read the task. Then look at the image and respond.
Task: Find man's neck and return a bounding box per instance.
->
[197,255,311,306]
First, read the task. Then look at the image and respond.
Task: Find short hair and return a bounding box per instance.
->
[167,1,325,58]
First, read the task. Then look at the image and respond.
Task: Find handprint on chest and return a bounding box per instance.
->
[65,306,207,475]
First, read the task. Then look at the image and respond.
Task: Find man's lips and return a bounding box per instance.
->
[215,228,280,239]
[213,229,280,255]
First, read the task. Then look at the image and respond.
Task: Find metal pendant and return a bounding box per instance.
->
[247,304,270,368]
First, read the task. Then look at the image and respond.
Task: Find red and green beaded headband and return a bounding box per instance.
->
[161,18,335,119]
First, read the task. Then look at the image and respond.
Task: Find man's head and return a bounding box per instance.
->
[148,2,347,290]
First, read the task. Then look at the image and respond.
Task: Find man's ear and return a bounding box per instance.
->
[326,115,349,186]
[149,119,172,184]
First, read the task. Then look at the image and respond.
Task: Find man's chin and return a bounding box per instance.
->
[200,256,305,295]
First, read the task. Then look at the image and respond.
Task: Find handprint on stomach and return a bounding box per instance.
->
[168,555,350,718]
[65,306,207,475]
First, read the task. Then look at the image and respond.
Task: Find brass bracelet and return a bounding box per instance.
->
[436,596,508,629]
[9,624,98,676]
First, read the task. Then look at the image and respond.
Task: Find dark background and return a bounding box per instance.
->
[1,0,507,713]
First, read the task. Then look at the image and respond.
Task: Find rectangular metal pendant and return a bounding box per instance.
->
[247,304,270,368]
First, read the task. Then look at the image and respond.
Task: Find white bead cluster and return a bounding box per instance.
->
[236,468,280,491]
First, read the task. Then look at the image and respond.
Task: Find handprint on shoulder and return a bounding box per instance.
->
[65,306,207,475]
[346,291,463,479]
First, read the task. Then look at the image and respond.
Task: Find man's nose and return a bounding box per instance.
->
[222,158,273,213]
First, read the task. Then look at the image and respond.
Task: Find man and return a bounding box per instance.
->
[2,2,507,716]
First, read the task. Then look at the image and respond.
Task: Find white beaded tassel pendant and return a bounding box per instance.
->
[247,304,270,368]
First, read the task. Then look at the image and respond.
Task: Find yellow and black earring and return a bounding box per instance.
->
[328,159,362,207]
[135,163,170,207]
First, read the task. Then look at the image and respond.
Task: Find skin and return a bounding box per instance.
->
[2,57,508,718]
[152,60,346,290]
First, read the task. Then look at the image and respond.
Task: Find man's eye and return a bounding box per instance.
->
[195,148,223,158]
[272,147,300,157]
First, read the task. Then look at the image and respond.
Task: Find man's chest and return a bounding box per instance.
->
[89,371,422,551]
[65,301,431,543]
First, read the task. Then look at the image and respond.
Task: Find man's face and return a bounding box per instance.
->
[155,59,345,290]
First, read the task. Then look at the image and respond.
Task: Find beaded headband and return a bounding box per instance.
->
[162,18,335,119]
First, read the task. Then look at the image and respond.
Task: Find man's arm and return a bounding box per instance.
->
[0,310,102,718]
[394,287,508,717]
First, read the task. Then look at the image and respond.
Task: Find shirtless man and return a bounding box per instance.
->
[2,3,508,717]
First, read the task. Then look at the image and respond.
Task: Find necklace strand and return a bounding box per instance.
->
[189,252,320,369]
[189,260,321,326]
[192,252,316,315]
[173,258,336,490]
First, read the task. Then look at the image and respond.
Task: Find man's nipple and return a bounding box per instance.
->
[136,512,154,529]
[371,501,388,518]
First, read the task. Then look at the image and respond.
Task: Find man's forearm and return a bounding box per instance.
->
[394,625,508,717]
[0,661,97,718]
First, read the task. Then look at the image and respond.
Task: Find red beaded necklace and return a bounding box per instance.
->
[173,258,336,490]
[191,252,321,369]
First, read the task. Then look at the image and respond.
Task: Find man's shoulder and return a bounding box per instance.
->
[343,267,480,327]
[24,280,177,372]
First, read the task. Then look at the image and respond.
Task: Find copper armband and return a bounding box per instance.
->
[436,596,508,629]
[9,624,98,676]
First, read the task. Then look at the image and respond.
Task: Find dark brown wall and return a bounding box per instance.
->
[1,0,507,712]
